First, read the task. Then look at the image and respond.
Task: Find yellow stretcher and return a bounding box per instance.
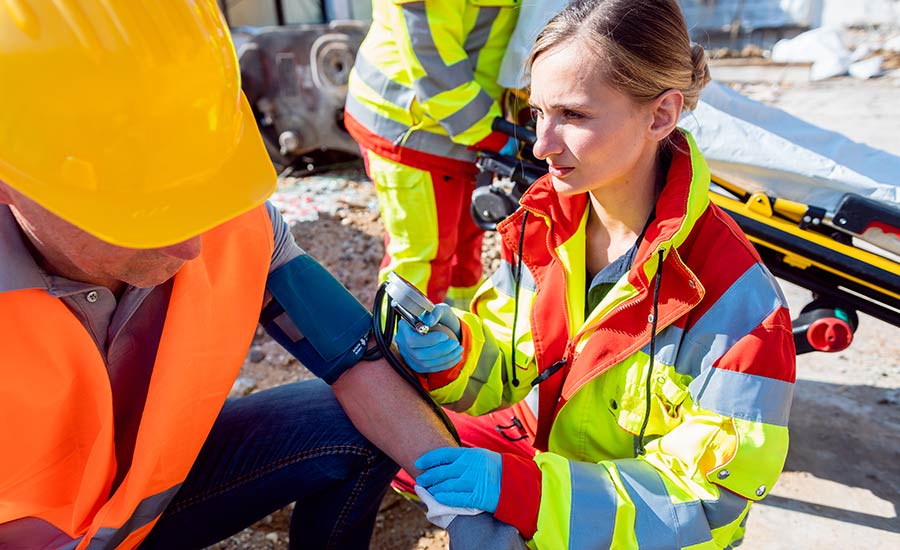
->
[474,120,900,355]
[709,176,899,353]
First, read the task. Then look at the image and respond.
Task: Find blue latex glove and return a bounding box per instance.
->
[498,136,519,157]
[394,303,463,373]
[415,447,502,513]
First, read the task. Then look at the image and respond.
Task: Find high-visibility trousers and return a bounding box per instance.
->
[362,149,484,308]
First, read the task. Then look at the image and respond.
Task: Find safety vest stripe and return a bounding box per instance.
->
[616,460,714,548]
[674,263,786,379]
[445,336,500,413]
[345,94,476,161]
[352,52,415,109]
[463,7,499,69]
[440,89,494,138]
[344,93,407,143]
[400,3,497,138]
[402,5,466,98]
[490,259,537,296]
[401,4,499,103]
[85,483,181,549]
[701,490,750,532]
[568,461,616,549]
[688,367,794,426]
[413,59,470,102]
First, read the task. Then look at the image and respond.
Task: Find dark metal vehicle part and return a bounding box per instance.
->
[233,21,367,172]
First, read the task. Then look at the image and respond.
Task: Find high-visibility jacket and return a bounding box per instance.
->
[344,0,519,176]
[0,205,273,549]
[424,131,796,549]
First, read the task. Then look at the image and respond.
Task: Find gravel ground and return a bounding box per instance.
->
[209,69,900,549]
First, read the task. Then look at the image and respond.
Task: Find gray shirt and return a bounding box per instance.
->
[0,201,302,491]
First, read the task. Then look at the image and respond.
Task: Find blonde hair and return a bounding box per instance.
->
[528,0,710,111]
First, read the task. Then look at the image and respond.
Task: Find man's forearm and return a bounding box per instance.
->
[332,357,457,475]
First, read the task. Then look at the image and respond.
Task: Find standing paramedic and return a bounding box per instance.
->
[394,0,797,548]
[344,0,520,309]
[0,2,467,549]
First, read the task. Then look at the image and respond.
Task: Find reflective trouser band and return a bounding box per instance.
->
[84,483,181,549]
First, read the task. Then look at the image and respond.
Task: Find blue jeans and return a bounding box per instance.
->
[140,380,399,550]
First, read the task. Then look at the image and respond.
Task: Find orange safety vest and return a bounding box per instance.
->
[0,205,274,549]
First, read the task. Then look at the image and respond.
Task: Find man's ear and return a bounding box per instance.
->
[648,89,684,141]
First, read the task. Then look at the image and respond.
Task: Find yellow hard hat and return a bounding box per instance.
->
[0,0,276,248]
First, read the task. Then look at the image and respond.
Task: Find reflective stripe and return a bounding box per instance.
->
[345,93,408,142]
[446,336,501,412]
[85,484,181,549]
[352,52,415,108]
[616,460,678,549]
[401,4,495,137]
[673,500,714,547]
[640,323,683,368]
[402,5,440,62]
[403,4,465,101]
[569,460,746,549]
[441,89,494,137]
[463,7,499,68]
[689,367,793,426]
[415,59,474,102]
[403,128,475,161]
[703,489,749,531]
[490,259,536,296]
[617,459,714,549]
[675,263,785,378]
[403,4,498,103]
[346,94,476,161]
[569,461,616,549]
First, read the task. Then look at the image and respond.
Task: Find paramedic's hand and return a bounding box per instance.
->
[395,303,463,373]
[415,447,502,513]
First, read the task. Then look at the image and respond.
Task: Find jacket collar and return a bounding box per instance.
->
[516,129,711,284]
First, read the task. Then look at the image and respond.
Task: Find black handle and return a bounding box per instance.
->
[492,118,537,146]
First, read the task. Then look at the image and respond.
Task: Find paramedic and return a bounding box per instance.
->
[344,0,520,308]
[395,0,797,548]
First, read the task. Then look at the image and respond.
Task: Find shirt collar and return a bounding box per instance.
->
[0,205,104,298]
[588,241,639,291]
[0,205,48,293]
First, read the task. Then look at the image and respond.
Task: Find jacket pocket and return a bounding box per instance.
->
[608,360,690,437]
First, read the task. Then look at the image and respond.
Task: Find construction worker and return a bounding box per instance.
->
[0,2,474,548]
[394,0,797,548]
[344,0,520,309]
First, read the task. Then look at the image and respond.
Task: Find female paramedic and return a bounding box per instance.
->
[393,0,797,548]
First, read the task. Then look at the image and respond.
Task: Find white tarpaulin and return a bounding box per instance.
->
[679,81,900,212]
[497,0,567,89]
[679,0,899,32]
[680,0,821,31]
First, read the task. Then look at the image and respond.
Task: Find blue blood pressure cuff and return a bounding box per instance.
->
[262,254,371,384]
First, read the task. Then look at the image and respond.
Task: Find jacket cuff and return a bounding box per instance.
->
[494,453,541,540]
[470,130,509,153]
[419,322,472,390]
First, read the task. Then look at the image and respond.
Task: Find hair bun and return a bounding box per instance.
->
[684,43,711,110]
[690,43,711,86]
